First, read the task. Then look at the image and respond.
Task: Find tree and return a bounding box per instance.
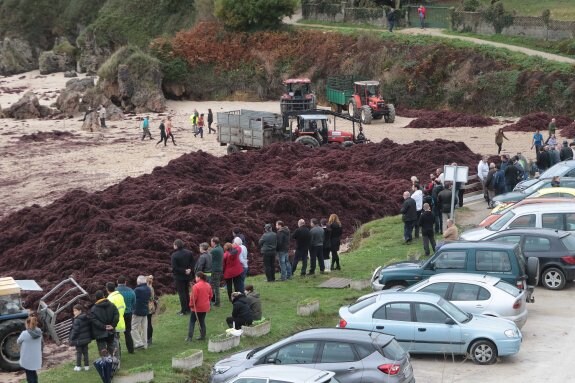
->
[214,0,298,31]
[483,1,513,34]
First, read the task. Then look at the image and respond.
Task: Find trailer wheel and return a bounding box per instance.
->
[348,99,358,118]
[384,104,396,123]
[227,144,240,155]
[0,319,26,372]
[361,106,373,124]
[295,136,320,148]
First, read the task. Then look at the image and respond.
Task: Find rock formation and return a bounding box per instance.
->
[0,37,38,75]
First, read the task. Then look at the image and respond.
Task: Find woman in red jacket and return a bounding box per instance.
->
[187,272,213,342]
[223,242,244,302]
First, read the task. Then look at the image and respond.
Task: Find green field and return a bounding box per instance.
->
[435,0,575,20]
[38,215,425,383]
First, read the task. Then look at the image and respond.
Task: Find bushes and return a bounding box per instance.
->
[98,46,161,83]
[214,0,298,31]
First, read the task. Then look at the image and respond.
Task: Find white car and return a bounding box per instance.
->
[359,273,528,329]
[224,365,339,383]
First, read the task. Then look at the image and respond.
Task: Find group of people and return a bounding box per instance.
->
[189,109,215,138]
[386,4,426,33]
[137,108,217,145]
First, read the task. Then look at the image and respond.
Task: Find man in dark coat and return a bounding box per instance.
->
[437,182,454,224]
[210,237,224,307]
[259,223,277,282]
[292,219,311,276]
[560,140,573,161]
[309,218,325,275]
[244,285,262,321]
[400,191,417,244]
[171,239,194,315]
[132,275,151,350]
[276,221,292,281]
[226,292,253,330]
[418,203,436,256]
[90,290,119,356]
[537,146,551,172]
[69,304,92,370]
[504,159,522,193]
[431,179,444,234]
[485,162,497,208]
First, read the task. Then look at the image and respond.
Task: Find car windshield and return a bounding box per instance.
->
[437,297,470,323]
[404,279,427,292]
[348,296,377,313]
[540,163,571,178]
[488,210,515,231]
[249,344,273,360]
[561,233,575,251]
[524,180,550,194]
[495,280,521,297]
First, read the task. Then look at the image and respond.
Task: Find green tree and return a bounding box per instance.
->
[214,0,298,31]
[483,1,513,34]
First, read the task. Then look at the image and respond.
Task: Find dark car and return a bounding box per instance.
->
[210,328,415,383]
[514,160,575,191]
[493,177,575,206]
[483,228,575,290]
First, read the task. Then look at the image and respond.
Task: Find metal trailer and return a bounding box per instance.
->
[217,109,287,154]
[326,75,356,113]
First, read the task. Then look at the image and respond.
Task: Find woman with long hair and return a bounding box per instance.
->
[17,315,42,383]
[328,214,343,270]
[187,272,213,341]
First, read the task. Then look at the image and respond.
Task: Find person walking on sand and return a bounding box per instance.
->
[98,104,107,128]
[186,271,213,342]
[17,316,42,383]
[165,116,177,145]
[207,109,216,134]
[190,109,199,133]
[495,128,509,154]
[532,128,543,155]
[418,4,426,29]
[156,119,167,146]
[548,118,557,138]
[69,304,92,371]
[194,113,205,138]
[141,116,153,140]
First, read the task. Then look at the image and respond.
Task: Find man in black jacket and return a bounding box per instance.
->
[226,292,253,330]
[437,182,454,226]
[276,221,292,281]
[292,219,311,276]
[309,218,325,275]
[90,290,119,355]
[259,224,277,282]
[504,159,522,193]
[560,140,574,161]
[418,203,436,256]
[400,191,417,244]
[171,239,194,315]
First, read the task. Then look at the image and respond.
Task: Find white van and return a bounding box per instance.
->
[461,202,575,241]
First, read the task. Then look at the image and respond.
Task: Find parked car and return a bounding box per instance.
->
[210,328,415,383]
[479,197,569,227]
[482,228,575,290]
[360,273,528,329]
[339,292,522,365]
[514,160,575,191]
[224,366,339,383]
[492,179,575,213]
[370,242,538,303]
[461,201,575,241]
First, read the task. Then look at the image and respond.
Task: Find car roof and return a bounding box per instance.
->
[487,227,570,238]
[425,273,500,285]
[441,241,517,250]
[235,365,335,381]
[376,291,441,304]
[507,201,575,213]
[534,187,575,195]
[513,197,574,207]
[293,328,394,343]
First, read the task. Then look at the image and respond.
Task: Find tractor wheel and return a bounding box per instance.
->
[361,106,373,125]
[348,99,358,119]
[384,104,396,123]
[295,136,320,148]
[0,319,26,371]
[227,144,240,155]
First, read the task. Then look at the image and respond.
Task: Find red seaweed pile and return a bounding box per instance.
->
[399,110,498,129]
[560,121,575,139]
[0,140,480,298]
[18,131,76,142]
[502,112,572,132]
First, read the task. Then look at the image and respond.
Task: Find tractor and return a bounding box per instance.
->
[279,78,316,114]
[347,80,395,124]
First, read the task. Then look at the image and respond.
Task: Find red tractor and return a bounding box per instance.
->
[280,78,317,114]
[347,80,395,124]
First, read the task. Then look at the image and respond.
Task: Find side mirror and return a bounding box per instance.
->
[445,318,456,325]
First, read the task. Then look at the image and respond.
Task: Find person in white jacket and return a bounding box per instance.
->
[411,184,423,239]
[477,156,490,203]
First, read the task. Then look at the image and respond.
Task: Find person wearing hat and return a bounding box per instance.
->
[258,224,277,282]
[560,140,573,161]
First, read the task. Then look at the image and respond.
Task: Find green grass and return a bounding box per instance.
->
[434,0,575,20]
[38,215,427,382]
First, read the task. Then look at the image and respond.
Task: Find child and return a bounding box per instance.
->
[69,304,92,371]
[17,315,42,383]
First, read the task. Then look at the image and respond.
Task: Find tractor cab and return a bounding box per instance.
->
[294,114,353,145]
[354,81,385,109]
[280,78,316,113]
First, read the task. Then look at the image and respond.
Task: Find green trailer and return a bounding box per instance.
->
[326,75,356,114]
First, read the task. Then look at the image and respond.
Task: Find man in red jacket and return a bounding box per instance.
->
[187,272,213,342]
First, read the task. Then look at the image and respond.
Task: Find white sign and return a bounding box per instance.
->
[443,165,469,183]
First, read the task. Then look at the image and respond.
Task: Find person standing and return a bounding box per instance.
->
[537,146,551,172]
[171,239,194,315]
[437,183,454,225]
[69,305,92,371]
[532,128,543,155]
[207,108,216,134]
[90,290,119,356]
[98,104,107,128]
[234,237,249,287]
[146,275,157,345]
[400,191,417,244]
[223,242,244,301]
[156,119,167,146]
[477,156,489,202]
[431,179,444,234]
[485,163,497,208]
[418,203,436,257]
[141,116,153,140]
[132,275,151,350]
[194,113,204,138]
[320,218,331,273]
[165,116,177,146]
[309,218,325,275]
[411,184,423,239]
[105,282,126,355]
[116,276,135,354]
[259,223,277,282]
[226,292,253,330]
[549,142,560,166]
[560,140,573,161]
[418,4,426,29]
[187,272,213,342]
[292,219,311,276]
[328,214,343,270]
[495,128,509,154]
[548,117,557,138]
[276,220,292,281]
[210,237,224,307]
[17,316,42,383]
[190,109,199,132]
[195,242,213,276]
[387,8,395,32]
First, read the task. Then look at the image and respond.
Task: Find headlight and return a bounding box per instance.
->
[213,366,231,374]
[504,329,517,338]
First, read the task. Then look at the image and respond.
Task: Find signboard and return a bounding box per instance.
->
[443,165,469,183]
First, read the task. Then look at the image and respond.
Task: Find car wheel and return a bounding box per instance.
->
[469,339,498,365]
[541,267,566,290]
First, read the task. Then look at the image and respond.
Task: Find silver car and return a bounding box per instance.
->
[224,365,339,383]
[359,273,528,329]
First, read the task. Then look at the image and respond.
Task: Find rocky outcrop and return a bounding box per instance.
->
[115,64,165,112]
[65,77,95,93]
[6,91,55,119]
[76,30,112,75]
[39,51,75,75]
[64,71,77,78]
[55,90,82,115]
[0,37,38,75]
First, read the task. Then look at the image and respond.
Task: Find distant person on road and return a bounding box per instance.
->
[207,109,216,134]
[418,5,426,29]
[419,203,436,257]
[17,316,42,383]
[98,104,107,128]
[532,128,543,155]
[548,117,557,138]
[328,214,342,270]
[400,191,417,244]
[259,223,277,282]
[387,8,395,32]
[141,116,153,140]
[171,239,194,315]
[495,128,509,154]
[292,219,311,276]
[165,116,177,145]
[156,119,168,146]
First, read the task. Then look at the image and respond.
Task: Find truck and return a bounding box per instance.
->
[326,75,395,124]
[217,109,366,153]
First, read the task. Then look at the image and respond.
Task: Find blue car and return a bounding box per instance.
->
[338,292,521,365]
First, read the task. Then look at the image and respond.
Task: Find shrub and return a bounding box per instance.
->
[214,0,298,31]
[483,2,513,34]
[462,0,480,12]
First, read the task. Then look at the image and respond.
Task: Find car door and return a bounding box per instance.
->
[412,303,463,355]
[263,341,320,366]
[541,213,565,231]
[521,235,553,265]
[314,341,363,383]
[448,283,492,315]
[372,303,415,352]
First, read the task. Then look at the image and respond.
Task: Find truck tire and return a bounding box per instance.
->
[227,144,240,155]
[0,319,26,371]
[527,256,539,286]
[361,106,373,124]
[348,99,358,119]
[384,104,396,123]
[295,136,320,148]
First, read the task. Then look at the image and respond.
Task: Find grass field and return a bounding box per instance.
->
[37,215,423,382]
[434,0,575,20]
